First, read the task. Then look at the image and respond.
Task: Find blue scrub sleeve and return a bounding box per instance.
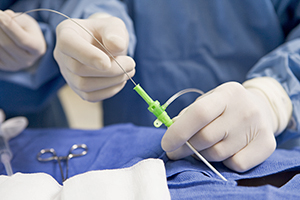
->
[246,0,300,144]
[247,39,300,144]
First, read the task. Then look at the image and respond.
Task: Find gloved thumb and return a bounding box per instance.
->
[89,13,129,55]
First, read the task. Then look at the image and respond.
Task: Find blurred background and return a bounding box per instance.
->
[58,85,103,130]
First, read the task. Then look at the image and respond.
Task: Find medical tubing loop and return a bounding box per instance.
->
[162,88,204,109]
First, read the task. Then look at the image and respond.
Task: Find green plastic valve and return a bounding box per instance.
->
[134,84,173,128]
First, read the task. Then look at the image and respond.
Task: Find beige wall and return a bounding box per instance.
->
[58,85,103,129]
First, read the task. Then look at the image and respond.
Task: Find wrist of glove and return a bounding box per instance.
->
[161,77,292,172]
[242,77,292,136]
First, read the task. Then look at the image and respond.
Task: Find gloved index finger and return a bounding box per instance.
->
[101,25,128,55]
[56,27,111,71]
[87,16,129,56]
[0,11,24,41]
[161,90,227,152]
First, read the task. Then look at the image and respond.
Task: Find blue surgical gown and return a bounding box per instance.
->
[2,0,300,144]
[94,0,300,145]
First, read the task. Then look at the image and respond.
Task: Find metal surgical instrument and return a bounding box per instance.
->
[37,144,88,182]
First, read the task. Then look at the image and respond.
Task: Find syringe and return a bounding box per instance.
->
[0,111,28,176]
[0,132,13,176]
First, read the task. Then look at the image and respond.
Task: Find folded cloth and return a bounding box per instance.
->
[0,173,61,200]
[0,158,170,200]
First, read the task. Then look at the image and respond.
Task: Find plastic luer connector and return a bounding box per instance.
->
[134,84,173,128]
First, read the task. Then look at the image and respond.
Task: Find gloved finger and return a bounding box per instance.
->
[0,10,44,55]
[166,108,241,160]
[55,26,111,71]
[166,144,193,160]
[223,130,276,172]
[0,38,37,71]
[1,117,28,140]
[62,55,135,77]
[58,55,135,93]
[166,123,227,160]
[71,81,127,102]
[55,53,104,77]
[161,90,227,153]
[2,9,15,18]
[0,28,31,62]
[62,66,135,93]
[194,114,248,161]
[200,137,245,162]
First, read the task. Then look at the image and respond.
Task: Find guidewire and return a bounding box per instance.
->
[16,9,226,181]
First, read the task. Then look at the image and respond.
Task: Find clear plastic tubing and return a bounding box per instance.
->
[0,134,13,176]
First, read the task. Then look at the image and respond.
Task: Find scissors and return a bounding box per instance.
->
[37,144,88,181]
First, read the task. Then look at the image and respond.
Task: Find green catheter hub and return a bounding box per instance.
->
[134,84,173,128]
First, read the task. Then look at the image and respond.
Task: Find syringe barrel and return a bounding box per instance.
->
[0,136,12,159]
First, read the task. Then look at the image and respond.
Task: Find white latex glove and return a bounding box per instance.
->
[161,77,292,172]
[0,109,28,140]
[54,14,135,102]
[0,10,46,71]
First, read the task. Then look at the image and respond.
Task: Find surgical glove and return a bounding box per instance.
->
[0,109,28,140]
[54,13,135,102]
[0,10,46,71]
[161,77,292,172]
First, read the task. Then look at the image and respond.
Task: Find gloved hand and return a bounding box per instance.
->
[54,14,135,102]
[161,77,292,172]
[0,109,28,140]
[0,10,46,71]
